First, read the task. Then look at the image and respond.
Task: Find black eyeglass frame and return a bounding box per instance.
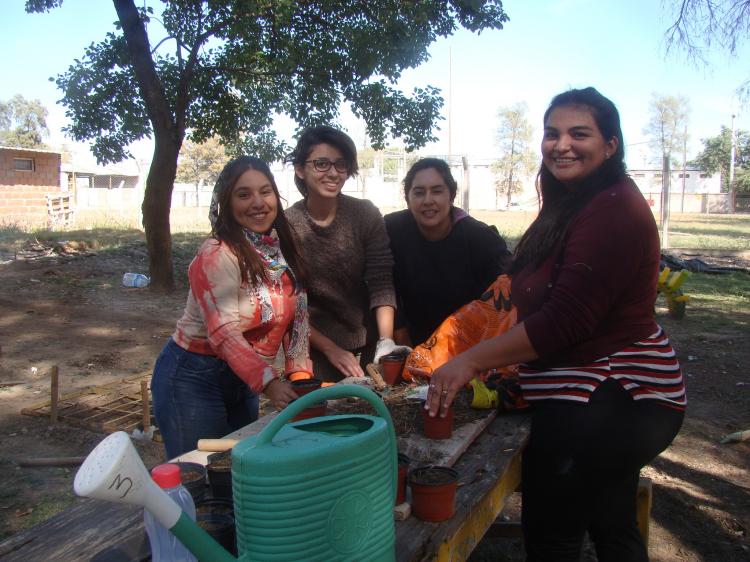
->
[304,158,350,173]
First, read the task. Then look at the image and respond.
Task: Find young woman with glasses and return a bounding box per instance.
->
[285,126,407,381]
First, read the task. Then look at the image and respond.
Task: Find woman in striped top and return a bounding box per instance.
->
[426,87,684,561]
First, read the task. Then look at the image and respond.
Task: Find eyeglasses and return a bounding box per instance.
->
[304,158,349,173]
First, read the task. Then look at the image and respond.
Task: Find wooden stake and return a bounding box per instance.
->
[19,456,85,467]
[140,380,150,430]
[365,363,386,390]
[50,365,59,424]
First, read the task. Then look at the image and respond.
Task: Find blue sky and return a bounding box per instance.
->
[1,0,748,167]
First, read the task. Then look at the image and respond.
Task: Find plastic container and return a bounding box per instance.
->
[291,377,322,396]
[172,462,207,504]
[380,354,406,386]
[396,453,411,505]
[122,272,150,288]
[409,466,459,522]
[422,402,454,439]
[144,463,198,562]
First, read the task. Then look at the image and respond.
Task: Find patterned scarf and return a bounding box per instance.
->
[243,228,309,360]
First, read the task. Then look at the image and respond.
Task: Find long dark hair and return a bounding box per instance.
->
[285,125,359,197]
[212,156,307,289]
[402,157,458,201]
[512,87,627,273]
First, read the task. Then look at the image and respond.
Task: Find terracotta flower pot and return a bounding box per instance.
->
[291,378,323,397]
[396,453,411,505]
[421,403,454,439]
[380,354,406,386]
[409,466,459,522]
[290,400,328,422]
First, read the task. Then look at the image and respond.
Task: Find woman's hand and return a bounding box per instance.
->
[325,346,365,378]
[425,354,481,418]
[264,378,298,410]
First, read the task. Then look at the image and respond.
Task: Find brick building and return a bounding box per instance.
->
[0,146,63,227]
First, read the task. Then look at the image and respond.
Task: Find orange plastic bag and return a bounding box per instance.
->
[403,274,527,411]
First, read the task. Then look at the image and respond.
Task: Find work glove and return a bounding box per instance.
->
[374,337,413,364]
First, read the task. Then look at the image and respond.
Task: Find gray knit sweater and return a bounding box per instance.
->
[286,194,396,350]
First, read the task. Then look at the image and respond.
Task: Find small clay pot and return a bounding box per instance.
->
[172,461,207,504]
[206,454,232,501]
[396,453,411,505]
[196,511,237,556]
[421,403,454,439]
[291,400,327,422]
[380,354,406,386]
[409,466,459,522]
[291,378,323,397]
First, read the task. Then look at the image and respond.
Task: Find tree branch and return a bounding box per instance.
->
[113,0,174,137]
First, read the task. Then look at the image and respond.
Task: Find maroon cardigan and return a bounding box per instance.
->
[512,178,661,369]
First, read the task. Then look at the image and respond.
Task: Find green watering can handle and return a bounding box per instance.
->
[256,384,396,447]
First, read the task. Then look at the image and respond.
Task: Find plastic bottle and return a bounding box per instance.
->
[144,463,198,562]
[122,272,150,288]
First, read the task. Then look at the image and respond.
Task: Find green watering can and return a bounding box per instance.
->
[74,385,397,562]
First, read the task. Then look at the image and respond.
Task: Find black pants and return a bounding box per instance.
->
[522,379,684,562]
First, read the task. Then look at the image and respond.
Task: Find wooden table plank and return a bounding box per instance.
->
[395,413,530,562]
[0,404,529,562]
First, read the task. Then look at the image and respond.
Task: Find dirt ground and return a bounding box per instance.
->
[0,240,748,561]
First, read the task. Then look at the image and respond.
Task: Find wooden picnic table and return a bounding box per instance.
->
[0,390,530,562]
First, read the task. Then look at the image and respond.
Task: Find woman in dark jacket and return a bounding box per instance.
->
[384,158,511,345]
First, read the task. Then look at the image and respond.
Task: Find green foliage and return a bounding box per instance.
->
[25,0,509,290]
[29,0,509,163]
[690,126,750,193]
[0,94,49,148]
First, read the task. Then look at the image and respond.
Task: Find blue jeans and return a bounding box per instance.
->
[152,339,259,459]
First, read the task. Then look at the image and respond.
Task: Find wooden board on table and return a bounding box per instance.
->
[337,376,498,468]
[398,409,497,468]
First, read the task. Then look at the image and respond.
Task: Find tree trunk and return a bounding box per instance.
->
[506,169,513,209]
[114,0,187,293]
[142,138,180,292]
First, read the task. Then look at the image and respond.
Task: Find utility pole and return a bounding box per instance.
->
[681,123,687,213]
[729,113,737,213]
[461,156,470,212]
[448,47,452,159]
[661,154,671,250]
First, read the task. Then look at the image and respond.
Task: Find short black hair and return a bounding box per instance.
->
[402,157,457,202]
[285,126,359,197]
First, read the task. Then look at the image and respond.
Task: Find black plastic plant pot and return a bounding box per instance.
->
[172,461,207,504]
[196,498,234,518]
[206,455,233,502]
[291,378,323,397]
[196,511,237,556]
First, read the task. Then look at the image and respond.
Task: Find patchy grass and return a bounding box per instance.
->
[663,213,750,251]
[671,271,750,334]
